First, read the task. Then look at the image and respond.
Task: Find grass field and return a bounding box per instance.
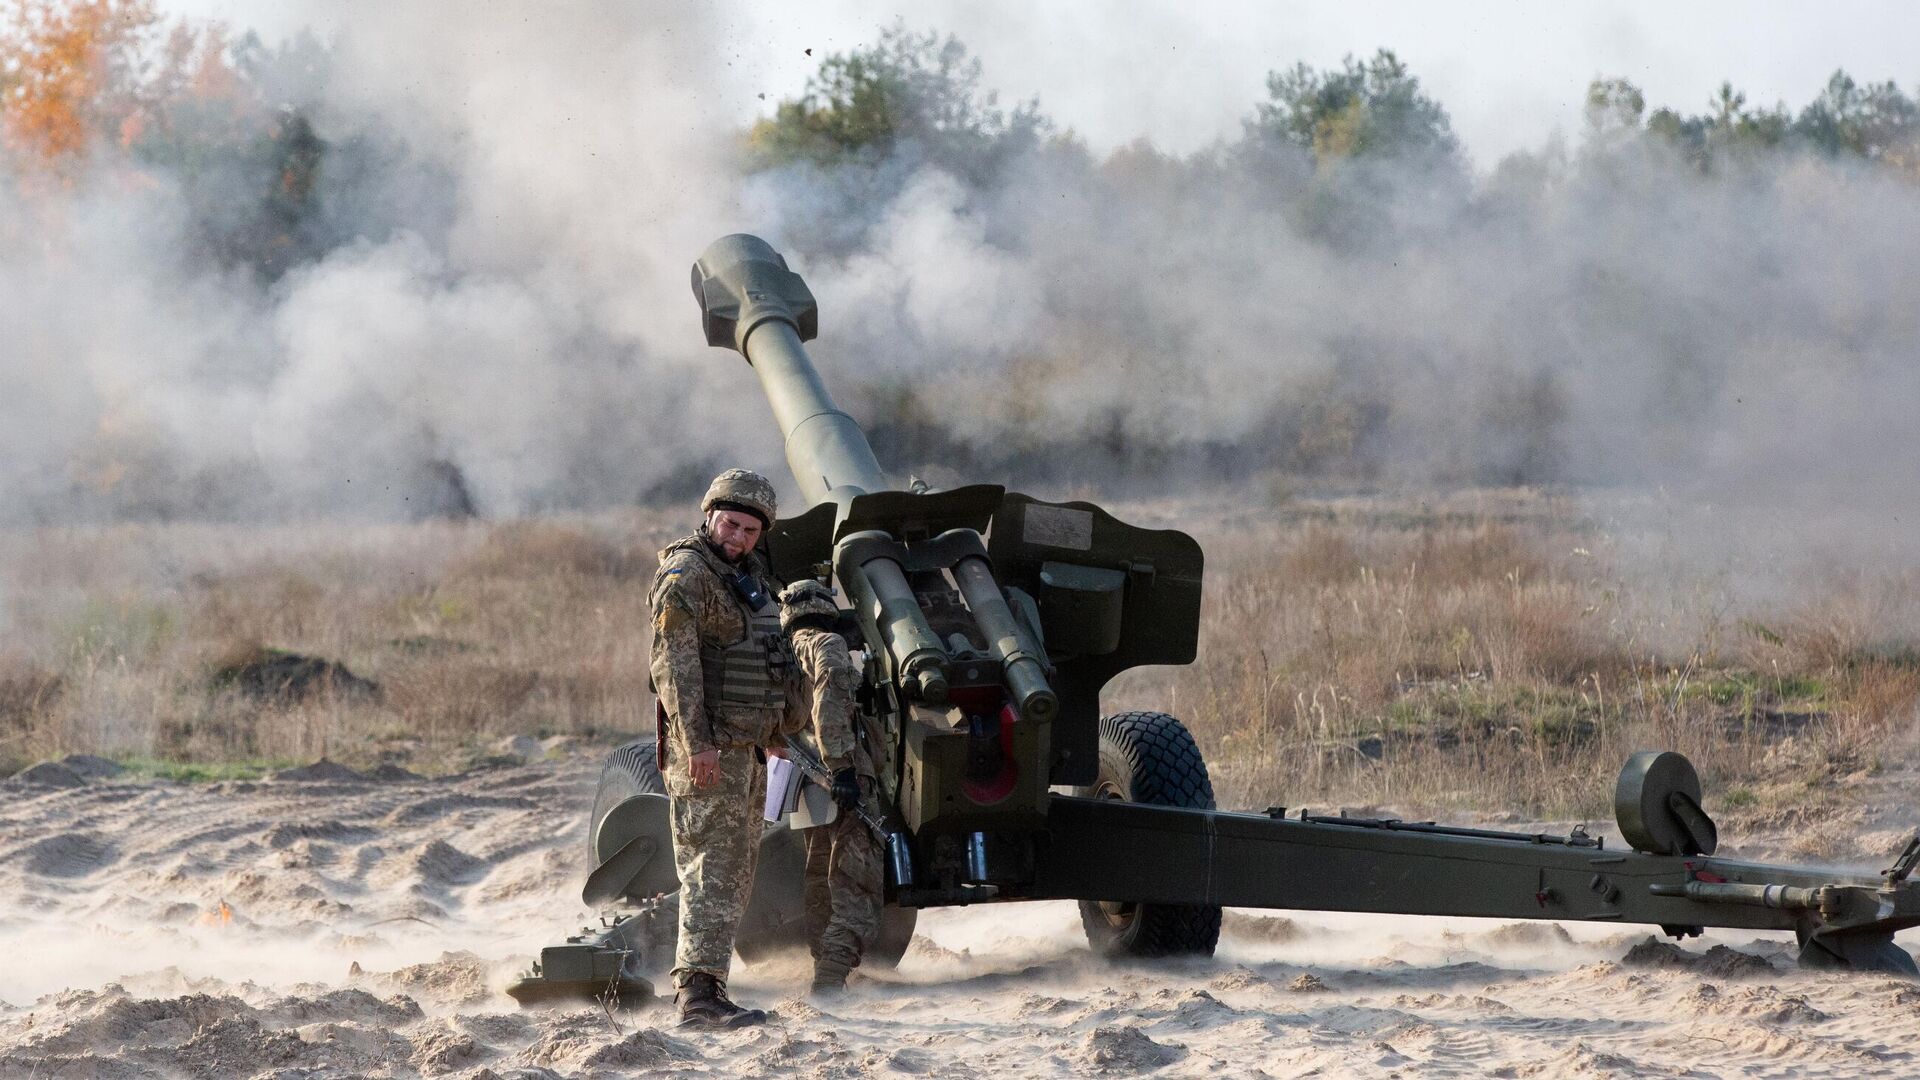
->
[3,487,1915,824]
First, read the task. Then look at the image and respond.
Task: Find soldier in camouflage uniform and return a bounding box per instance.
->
[649,468,788,1028]
[778,579,885,994]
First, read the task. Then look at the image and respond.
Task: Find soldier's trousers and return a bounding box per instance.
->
[669,748,767,988]
[804,787,884,977]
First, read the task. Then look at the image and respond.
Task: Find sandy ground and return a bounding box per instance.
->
[3,755,1919,1079]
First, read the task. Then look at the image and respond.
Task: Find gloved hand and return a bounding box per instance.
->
[830,767,861,812]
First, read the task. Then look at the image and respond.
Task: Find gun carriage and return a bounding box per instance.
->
[508,235,1920,1003]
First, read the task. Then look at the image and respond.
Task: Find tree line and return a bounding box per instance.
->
[8,9,1920,281]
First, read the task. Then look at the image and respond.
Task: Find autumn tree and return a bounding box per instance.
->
[0,2,364,278]
[0,0,160,181]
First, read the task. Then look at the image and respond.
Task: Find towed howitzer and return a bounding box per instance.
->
[508,234,1920,1004]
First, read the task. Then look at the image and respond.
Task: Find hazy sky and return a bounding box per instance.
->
[164,0,1920,168]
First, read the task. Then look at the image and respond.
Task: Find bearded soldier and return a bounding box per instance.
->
[649,468,788,1028]
[777,579,885,995]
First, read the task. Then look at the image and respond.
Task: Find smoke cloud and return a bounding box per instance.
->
[2,3,1917,547]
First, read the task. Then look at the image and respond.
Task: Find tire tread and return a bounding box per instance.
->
[1080,711,1222,958]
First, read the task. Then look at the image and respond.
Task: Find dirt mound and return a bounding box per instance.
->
[575,1028,698,1070]
[12,761,85,787]
[213,645,378,702]
[409,839,489,886]
[408,1020,483,1074]
[265,988,424,1026]
[1510,1042,1652,1077]
[1621,937,1776,977]
[271,759,368,782]
[20,831,116,876]
[1206,967,1273,992]
[1681,983,1830,1024]
[63,754,125,780]
[18,990,253,1054]
[369,951,497,1006]
[1078,1027,1186,1073]
[263,819,376,848]
[1221,911,1304,944]
[156,1015,309,1077]
[1474,922,1576,949]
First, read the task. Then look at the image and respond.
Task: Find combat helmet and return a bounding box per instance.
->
[702,468,777,527]
[778,579,839,633]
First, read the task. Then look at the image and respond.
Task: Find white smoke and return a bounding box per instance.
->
[0,1,788,521]
[1,4,1916,546]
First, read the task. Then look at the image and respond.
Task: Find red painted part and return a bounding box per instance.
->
[961,702,1021,804]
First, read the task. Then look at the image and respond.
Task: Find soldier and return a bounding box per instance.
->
[649,467,788,1028]
[777,579,885,995]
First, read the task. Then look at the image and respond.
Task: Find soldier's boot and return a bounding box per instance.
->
[810,955,854,997]
[675,973,767,1029]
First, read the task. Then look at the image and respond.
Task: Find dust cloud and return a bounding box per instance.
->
[8,757,1920,1077]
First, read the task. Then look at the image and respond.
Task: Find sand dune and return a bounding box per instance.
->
[3,757,1917,1079]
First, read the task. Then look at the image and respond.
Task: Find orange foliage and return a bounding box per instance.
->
[0,0,158,178]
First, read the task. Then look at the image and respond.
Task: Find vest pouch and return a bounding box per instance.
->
[701,598,787,710]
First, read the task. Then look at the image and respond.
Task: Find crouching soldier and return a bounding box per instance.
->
[649,468,789,1028]
[778,579,885,995]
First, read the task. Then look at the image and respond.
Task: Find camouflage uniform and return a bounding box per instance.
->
[649,527,787,990]
[787,620,885,986]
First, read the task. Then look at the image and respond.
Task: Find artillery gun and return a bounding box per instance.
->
[507,234,1920,1003]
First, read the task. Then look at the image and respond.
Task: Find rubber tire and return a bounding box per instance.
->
[588,740,917,970]
[588,740,667,861]
[1074,712,1223,958]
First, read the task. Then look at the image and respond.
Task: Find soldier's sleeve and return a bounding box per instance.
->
[800,629,862,768]
[650,559,717,758]
[770,674,810,747]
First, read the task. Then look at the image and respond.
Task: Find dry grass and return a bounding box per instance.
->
[1104,489,1920,818]
[0,515,682,774]
[2,489,1916,821]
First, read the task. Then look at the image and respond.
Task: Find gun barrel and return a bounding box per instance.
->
[951,547,1057,723]
[692,234,889,509]
[852,543,952,704]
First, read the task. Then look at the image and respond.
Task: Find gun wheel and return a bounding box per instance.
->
[1075,712,1222,959]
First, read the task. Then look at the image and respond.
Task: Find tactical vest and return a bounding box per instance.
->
[652,533,791,715]
[699,590,789,710]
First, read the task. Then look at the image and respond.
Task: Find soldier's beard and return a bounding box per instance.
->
[700,526,747,564]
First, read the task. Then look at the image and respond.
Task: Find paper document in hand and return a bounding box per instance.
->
[764,754,803,821]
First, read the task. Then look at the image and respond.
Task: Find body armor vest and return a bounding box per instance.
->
[652,532,792,718]
[699,591,789,709]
